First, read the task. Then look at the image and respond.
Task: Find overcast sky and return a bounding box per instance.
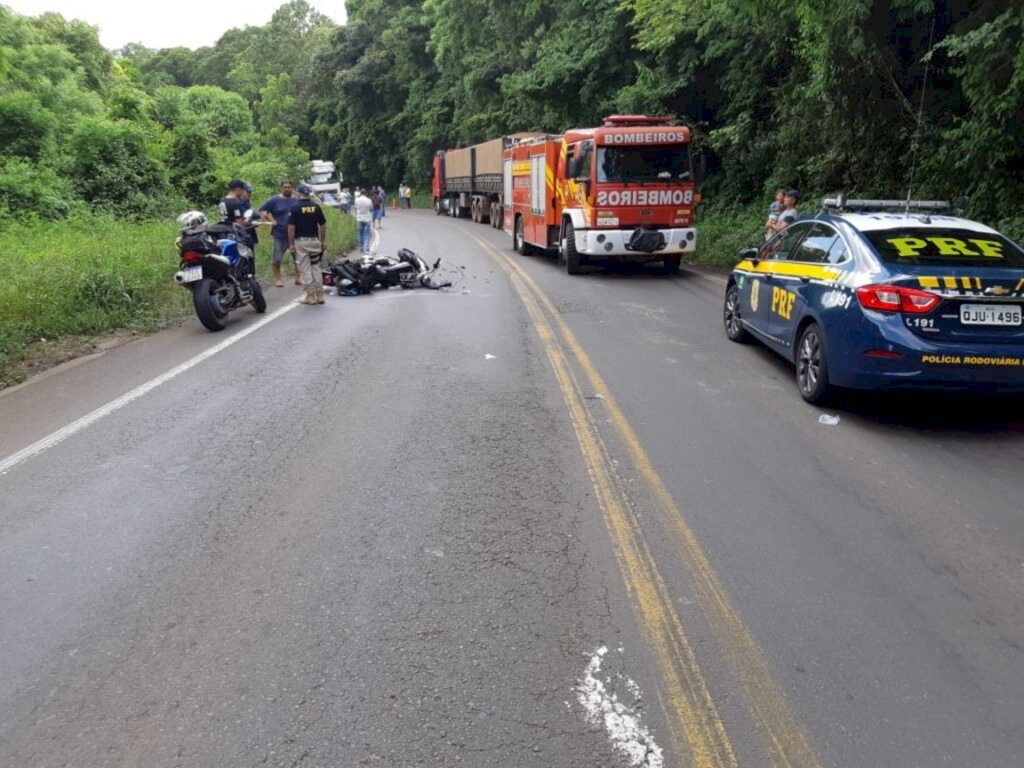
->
[4,0,347,51]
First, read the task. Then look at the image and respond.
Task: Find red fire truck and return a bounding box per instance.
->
[505,116,698,274]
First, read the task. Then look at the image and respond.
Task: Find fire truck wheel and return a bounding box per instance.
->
[515,217,529,255]
[563,221,582,274]
[661,255,682,275]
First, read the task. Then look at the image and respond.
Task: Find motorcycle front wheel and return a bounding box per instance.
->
[249,278,267,313]
[192,278,229,331]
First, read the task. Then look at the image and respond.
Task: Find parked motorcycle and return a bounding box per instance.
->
[322,248,451,295]
[173,211,266,331]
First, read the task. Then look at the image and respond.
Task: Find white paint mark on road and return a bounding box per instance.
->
[485,354,496,360]
[818,414,841,426]
[0,302,297,476]
[576,647,664,768]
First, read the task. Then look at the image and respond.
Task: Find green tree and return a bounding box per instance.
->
[67,117,169,214]
[0,92,56,160]
[169,124,217,205]
[179,85,253,145]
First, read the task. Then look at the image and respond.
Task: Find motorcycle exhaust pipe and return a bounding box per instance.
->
[173,271,188,284]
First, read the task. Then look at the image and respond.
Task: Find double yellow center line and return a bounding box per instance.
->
[470,232,820,768]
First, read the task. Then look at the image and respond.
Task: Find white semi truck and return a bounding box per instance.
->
[305,160,343,205]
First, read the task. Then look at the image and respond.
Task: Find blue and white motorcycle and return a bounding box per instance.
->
[173,211,266,332]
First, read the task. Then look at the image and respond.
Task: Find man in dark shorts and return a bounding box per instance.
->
[259,180,301,287]
[288,184,327,305]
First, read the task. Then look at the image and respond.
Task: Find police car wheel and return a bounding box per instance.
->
[723,284,750,343]
[796,323,832,404]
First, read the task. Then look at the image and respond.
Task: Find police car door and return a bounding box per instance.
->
[766,222,844,348]
[744,223,813,342]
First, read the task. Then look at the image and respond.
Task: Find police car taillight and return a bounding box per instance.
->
[856,284,941,315]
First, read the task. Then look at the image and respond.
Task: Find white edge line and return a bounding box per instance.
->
[0,301,297,476]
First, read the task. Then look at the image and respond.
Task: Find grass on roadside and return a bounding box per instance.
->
[0,209,357,388]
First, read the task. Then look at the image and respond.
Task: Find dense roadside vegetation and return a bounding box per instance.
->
[1,0,1021,384]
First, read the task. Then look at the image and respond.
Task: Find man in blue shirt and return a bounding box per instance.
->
[259,180,302,287]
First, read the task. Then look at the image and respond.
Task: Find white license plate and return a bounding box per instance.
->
[960,303,1022,326]
[181,266,203,283]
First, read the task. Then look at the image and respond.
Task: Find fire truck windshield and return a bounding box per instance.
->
[597,146,691,183]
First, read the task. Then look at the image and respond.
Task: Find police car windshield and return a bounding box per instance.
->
[863,227,1024,267]
[597,146,691,183]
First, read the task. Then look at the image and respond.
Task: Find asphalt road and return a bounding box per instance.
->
[1,209,1022,767]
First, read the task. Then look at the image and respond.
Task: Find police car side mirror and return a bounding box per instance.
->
[740,245,759,264]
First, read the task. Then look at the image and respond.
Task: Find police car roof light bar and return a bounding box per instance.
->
[821,193,960,214]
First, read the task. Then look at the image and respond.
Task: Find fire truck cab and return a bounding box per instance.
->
[504,116,698,274]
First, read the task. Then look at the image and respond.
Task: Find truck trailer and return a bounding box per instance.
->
[431,134,541,226]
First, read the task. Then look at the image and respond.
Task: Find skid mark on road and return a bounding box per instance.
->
[470,231,820,768]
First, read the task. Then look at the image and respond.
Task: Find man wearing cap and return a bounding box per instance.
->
[259,180,302,287]
[768,189,801,235]
[219,179,259,255]
[288,184,327,305]
[219,179,249,227]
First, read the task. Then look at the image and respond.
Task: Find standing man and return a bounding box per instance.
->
[767,189,800,236]
[259,180,301,287]
[219,180,257,271]
[219,179,249,225]
[354,187,373,253]
[288,184,327,305]
[371,187,384,229]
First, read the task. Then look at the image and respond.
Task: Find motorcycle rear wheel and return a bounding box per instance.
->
[193,278,228,331]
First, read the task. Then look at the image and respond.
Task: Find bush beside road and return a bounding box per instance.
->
[0,209,357,388]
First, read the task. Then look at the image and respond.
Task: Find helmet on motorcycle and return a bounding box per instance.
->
[176,210,208,230]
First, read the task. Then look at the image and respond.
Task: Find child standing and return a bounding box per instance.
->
[765,188,785,240]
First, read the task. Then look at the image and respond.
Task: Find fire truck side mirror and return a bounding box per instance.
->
[693,153,707,184]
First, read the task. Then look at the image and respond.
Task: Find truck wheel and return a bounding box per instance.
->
[514,217,529,255]
[192,278,228,332]
[563,221,582,274]
[470,200,478,223]
[661,255,682,275]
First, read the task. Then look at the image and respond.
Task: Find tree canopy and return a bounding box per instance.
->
[1,1,1020,235]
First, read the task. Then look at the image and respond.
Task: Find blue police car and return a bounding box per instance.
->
[723,197,1024,403]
